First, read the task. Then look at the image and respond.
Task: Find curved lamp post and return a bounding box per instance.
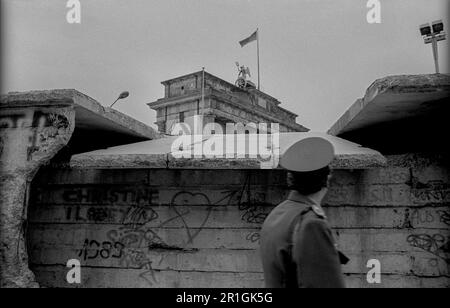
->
[110,91,129,108]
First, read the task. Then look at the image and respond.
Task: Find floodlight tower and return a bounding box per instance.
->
[420,20,446,73]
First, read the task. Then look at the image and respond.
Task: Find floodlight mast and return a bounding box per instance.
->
[420,20,446,74]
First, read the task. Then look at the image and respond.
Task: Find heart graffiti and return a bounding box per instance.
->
[169,191,213,245]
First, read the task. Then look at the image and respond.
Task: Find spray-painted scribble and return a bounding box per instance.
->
[437,210,450,226]
[407,233,450,263]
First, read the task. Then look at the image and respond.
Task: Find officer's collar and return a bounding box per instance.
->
[287,190,327,218]
[287,190,315,205]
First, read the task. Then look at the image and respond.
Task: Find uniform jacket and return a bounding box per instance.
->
[260,190,346,288]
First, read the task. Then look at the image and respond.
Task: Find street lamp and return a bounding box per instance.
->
[110,91,129,108]
[420,20,446,73]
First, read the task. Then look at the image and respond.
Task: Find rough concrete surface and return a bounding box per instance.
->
[328,74,450,136]
[0,104,76,287]
[0,89,158,288]
[1,89,160,141]
[27,152,449,288]
[70,132,386,170]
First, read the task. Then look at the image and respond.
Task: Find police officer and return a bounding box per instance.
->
[260,137,348,288]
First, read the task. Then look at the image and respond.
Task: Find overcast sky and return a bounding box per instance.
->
[2,0,449,131]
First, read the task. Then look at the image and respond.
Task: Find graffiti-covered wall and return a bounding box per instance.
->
[0,104,75,288]
[325,153,449,287]
[27,153,449,288]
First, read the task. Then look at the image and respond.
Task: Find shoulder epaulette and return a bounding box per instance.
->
[311,204,326,218]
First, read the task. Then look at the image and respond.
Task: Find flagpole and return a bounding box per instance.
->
[257,28,260,91]
[201,67,205,114]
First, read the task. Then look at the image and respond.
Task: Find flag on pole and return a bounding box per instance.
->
[239,30,258,47]
[238,28,260,90]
